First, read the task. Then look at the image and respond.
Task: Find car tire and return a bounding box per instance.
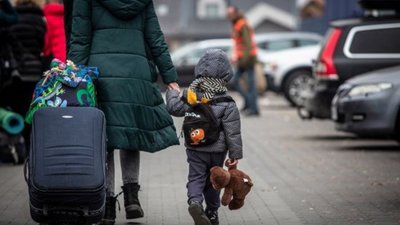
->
[283,69,313,107]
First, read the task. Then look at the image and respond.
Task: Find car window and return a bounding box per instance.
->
[350,27,400,54]
[344,24,400,58]
[182,48,206,65]
[181,46,232,65]
[298,39,320,47]
[259,40,295,52]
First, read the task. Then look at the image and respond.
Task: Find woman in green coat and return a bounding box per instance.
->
[66,0,180,224]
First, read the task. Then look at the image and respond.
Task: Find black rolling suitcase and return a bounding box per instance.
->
[26,107,106,225]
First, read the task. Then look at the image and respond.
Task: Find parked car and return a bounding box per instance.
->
[259,45,321,106]
[299,14,400,119]
[255,32,322,52]
[171,32,322,87]
[332,65,400,138]
[170,39,232,87]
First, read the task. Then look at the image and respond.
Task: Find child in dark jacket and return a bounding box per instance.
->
[166,49,243,225]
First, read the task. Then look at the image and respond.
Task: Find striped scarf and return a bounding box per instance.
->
[189,77,228,101]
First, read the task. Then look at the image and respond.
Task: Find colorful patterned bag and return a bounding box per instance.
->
[25,59,99,124]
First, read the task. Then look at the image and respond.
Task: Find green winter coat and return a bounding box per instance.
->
[67,0,179,152]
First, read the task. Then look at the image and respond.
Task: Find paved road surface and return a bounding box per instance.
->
[1,93,400,225]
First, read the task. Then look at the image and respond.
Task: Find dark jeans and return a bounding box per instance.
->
[233,67,259,113]
[186,149,227,210]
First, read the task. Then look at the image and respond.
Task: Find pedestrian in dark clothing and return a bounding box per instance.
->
[66,0,180,224]
[0,0,17,27]
[9,0,46,82]
[0,0,18,86]
[0,0,45,152]
[227,5,260,116]
[167,49,243,225]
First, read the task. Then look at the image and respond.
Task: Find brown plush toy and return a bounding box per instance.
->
[210,159,253,210]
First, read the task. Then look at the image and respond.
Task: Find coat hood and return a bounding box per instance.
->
[195,49,233,82]
[98,0,151,20]
[44,3,64,16]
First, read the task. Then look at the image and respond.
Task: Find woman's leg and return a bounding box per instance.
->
[120,150,140,184]
[101,150,117,225]
[106,150,115,196]
[119,150,143,219]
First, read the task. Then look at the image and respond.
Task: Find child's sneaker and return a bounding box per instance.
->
[205,208,219,225]
[188,201,212,225]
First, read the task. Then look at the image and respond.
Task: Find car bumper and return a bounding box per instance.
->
[302,80,339,119]
[332,91,395,135]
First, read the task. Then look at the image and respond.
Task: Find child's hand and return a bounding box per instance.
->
[168,82,180,92]
[225,158,238,168]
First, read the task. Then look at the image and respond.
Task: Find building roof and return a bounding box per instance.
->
[154,0,296,39]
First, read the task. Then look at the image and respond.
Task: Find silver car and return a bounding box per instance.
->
[255,32,322,52]
[332,65,400,138]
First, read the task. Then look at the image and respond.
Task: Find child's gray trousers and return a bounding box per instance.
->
[186,149,227,210]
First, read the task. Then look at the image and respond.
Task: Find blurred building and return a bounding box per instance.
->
[298,0,364,34]
[154,0,297,49]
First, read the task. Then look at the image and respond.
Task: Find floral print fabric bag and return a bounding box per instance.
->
[25,59,99,124]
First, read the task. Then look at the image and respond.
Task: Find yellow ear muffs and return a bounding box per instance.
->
[200,97,210,104]
[187,88,198,105]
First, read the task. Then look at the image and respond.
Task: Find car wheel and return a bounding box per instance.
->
[283,69,313,107]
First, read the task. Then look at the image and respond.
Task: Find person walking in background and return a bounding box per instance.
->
[0,0,45,150]
[0,0,18,86]
[9,0,45,82]
[0,0,17,27]
[166,49,243,225]
[66,0,180,224]
[43,0,66,67]
[227,5,260,116]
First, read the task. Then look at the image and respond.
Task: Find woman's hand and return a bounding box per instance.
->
[168,82,180,92]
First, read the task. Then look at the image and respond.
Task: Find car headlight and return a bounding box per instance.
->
[348,83,392,97]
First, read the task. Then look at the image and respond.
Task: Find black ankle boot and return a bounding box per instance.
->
[205,208,219,225]
[122,183,144,219]
[99,196,117,225]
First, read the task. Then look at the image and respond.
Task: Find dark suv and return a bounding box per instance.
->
[300,4,400,119]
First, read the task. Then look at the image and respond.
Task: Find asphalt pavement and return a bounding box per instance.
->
[1,93,400,225]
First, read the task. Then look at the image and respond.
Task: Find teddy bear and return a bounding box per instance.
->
[210,159,253,210]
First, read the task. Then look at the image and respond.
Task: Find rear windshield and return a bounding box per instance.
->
[348,25,400,55]
[345,24,400,58]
